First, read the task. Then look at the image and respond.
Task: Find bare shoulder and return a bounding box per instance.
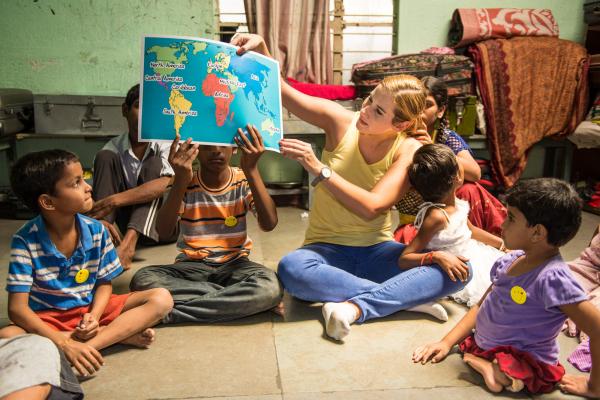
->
[325,107,358,147]
[422,208,448,231]
[328,106,356,134]
[393,136,422,163]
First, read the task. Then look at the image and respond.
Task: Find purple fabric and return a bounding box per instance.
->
[568,339,592,372]
[475,251,588,364]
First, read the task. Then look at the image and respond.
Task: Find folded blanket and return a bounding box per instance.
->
[449,8,559,48]
[469,37,588,187]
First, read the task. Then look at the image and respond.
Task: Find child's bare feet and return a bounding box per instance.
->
[120,328,155,348]
[271,301,285,317]
[463,353,510,393]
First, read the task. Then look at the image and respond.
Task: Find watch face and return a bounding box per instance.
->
[322,167,332,178]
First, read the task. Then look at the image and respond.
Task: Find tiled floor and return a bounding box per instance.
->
[1,207,598,399]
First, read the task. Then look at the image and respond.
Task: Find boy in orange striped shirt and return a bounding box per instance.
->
[130,125,282,323]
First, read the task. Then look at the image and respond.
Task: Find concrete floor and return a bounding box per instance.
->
[1,207,599,400]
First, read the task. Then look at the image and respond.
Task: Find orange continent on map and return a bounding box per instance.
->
[202,73,235,127]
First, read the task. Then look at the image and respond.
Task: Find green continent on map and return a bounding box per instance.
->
[207,52,231,73]
[169,89,192,137]
[223,71,242,93]
[191,42,207,55]
[261,118,278,136]
[147,44,188,76]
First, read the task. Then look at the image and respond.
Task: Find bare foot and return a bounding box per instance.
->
[463,353,507,393]
[117,243,135,271]
[271,301,285,317]
[120,328,155,348]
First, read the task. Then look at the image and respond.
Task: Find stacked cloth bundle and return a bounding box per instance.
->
[351,53,474,98]
[448,8,559,48]
[469,37,588,187]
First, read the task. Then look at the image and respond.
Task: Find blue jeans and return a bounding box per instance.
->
[278,241,471,323]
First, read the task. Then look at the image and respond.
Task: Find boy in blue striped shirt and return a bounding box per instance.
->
[0,150,174,377]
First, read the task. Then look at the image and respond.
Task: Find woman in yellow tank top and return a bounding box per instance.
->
[233,34,472,341]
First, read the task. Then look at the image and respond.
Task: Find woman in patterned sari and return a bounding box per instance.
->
[394,76,506,244]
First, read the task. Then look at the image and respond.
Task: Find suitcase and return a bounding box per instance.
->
[0,89,34,135]
[34,94,127,135]
[351,53,474,98]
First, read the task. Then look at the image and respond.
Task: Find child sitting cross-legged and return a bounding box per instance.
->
[0,150,174,377]
[412,177,600,397]
[130,125,283,323]
[398,144,506,317]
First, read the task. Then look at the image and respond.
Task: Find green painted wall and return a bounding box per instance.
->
[0,0,217,96]
[395,0,586,54]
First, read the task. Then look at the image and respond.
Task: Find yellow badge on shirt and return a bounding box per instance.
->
[510,285,527,305]
[75,269,90,284]
[224,216,238,227]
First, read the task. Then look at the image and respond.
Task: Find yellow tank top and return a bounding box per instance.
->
[304,112,406,246]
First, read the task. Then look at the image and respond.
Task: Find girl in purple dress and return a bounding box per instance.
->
[412,178,600,397]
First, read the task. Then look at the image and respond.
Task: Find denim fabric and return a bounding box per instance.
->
[278,241,471,322]
[130,257,283,323]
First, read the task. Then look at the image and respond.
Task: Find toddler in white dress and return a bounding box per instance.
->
[399,144,507,319]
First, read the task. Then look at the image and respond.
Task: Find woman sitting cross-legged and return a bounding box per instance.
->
[232,34,472,341]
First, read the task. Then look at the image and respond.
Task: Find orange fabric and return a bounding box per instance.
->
[35,293,130,331]
[470,37,588,187]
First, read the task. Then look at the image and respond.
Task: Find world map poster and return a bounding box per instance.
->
[139,35,283,152]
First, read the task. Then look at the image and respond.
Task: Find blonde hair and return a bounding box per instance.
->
[378,75,427,136]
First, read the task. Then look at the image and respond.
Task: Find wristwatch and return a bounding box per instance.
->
[311,166,332,187]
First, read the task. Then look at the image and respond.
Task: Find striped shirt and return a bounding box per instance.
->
[176,167,255,265]
[101,133,174,189]
[6,214,123,311]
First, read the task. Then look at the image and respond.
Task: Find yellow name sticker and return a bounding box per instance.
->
[75,269,90,284]
[510,285,527,305]
[224,216,238,227]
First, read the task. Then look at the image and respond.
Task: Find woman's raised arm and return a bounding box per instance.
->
[231,33,354,140]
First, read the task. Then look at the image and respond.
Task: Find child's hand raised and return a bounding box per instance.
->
[168,135,199,185]
[412,341,452,364]
[432,251,470,282]
[235,125,264,172]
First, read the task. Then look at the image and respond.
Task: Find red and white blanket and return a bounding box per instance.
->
[449,8,559,48]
